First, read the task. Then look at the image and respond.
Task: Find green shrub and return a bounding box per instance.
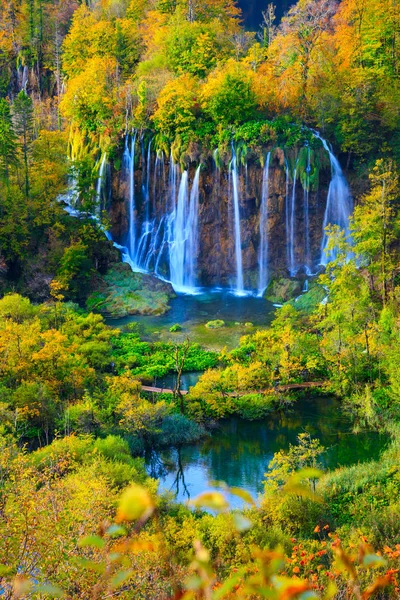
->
[94,435,133,463]
[233,394,274,420]
[155,414,207,446]
[169,324,183,332]
[205,320,225,329]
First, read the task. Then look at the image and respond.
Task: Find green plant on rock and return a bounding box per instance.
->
[205,319,225,329]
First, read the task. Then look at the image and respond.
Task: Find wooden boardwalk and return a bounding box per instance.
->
[141,381,326,396]
[142,385,189,395]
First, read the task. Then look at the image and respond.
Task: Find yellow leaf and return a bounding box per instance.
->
[116,484,154,522]
[190,491,229,511]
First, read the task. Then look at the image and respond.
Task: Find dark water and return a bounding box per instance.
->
[146,396,387,508]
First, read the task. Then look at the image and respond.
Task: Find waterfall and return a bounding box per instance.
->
[169,172,189,291]
[288,163,298,277]
[168,167,201,293]
[186,166,201,289]
[124,132,137,264]
[314,133,353,265]
[285,159,290,273]
[20,65,28,91]
[257,152,271,297]
[230,149,244,295]
[304,146,311,273]
[135,140,154,269]
[144,139,152,220]
[95,154,107,216]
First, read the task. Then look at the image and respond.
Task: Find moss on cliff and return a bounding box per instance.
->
[86,263,175,318]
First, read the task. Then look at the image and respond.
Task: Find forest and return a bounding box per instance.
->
[0,0,400,598]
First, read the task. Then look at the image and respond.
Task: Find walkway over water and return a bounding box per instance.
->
[141,381,326,396]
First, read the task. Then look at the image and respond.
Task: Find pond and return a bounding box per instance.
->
[146,396,387,509]
[108,289,276,350]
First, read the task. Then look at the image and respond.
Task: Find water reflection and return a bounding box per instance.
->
[146,397,386,508]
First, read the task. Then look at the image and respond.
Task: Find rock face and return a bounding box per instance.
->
[108,147,331,290]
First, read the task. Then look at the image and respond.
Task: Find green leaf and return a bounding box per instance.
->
[110,569,134,589]
[75,558,106,574]
[185,574,203,591]
[106,524,126,538]
[362,554,387,568]
[78,534,106,549]
[233,514,253,532]
[0,564,12,576]
[34,583,65,598]
[213,569,245,599]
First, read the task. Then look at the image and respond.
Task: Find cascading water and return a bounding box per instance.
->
[95,154,107,216]
[125,131,137,264]
[257,152,271,297]
[136,140,154,269]
[314,133,353,266]
[284,158,290,272]
[230,149,245,296]
[170,171,189,291]
[303,146,311,273]
[62,130,354,297]
[168,167,201,293]
[186,166,201,289]
[288,161,299,277]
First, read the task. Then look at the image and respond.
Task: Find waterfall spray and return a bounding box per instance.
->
[186,166,201,289]
[125,131,137,264]
[284,159,291,276]
[288,161,299,277]
[314,132,353,266]
[230,148,245,296]
[304,146,311,273]
[95,154,107,216]
[257,152,271,297]
[169,171,189,291]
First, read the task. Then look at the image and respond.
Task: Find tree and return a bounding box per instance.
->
[271,0,338,118]
[201,60,257,126]
[258,3,276,48]
[57,241,92,301]
[12,90,34,198]
[173,338,190,414]
[152,74,199,143]
[0,99,18,182]
[265,432,325,492]
[352,159,400,305]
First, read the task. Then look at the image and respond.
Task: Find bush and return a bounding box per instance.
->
[67,401,102,435]
[205,320,225,329]
[233,393,274,420]
[94,435,133,463]
[169,324,183,332]
[155,414,207,446]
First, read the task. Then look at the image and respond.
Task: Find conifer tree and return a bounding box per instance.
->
[12,90,34,198]
[0,98,18,182]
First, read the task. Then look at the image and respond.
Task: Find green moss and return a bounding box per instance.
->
[289,283,326,314]
[86,263,175,318]
[265,278,302,304]
[169,324,183,332]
